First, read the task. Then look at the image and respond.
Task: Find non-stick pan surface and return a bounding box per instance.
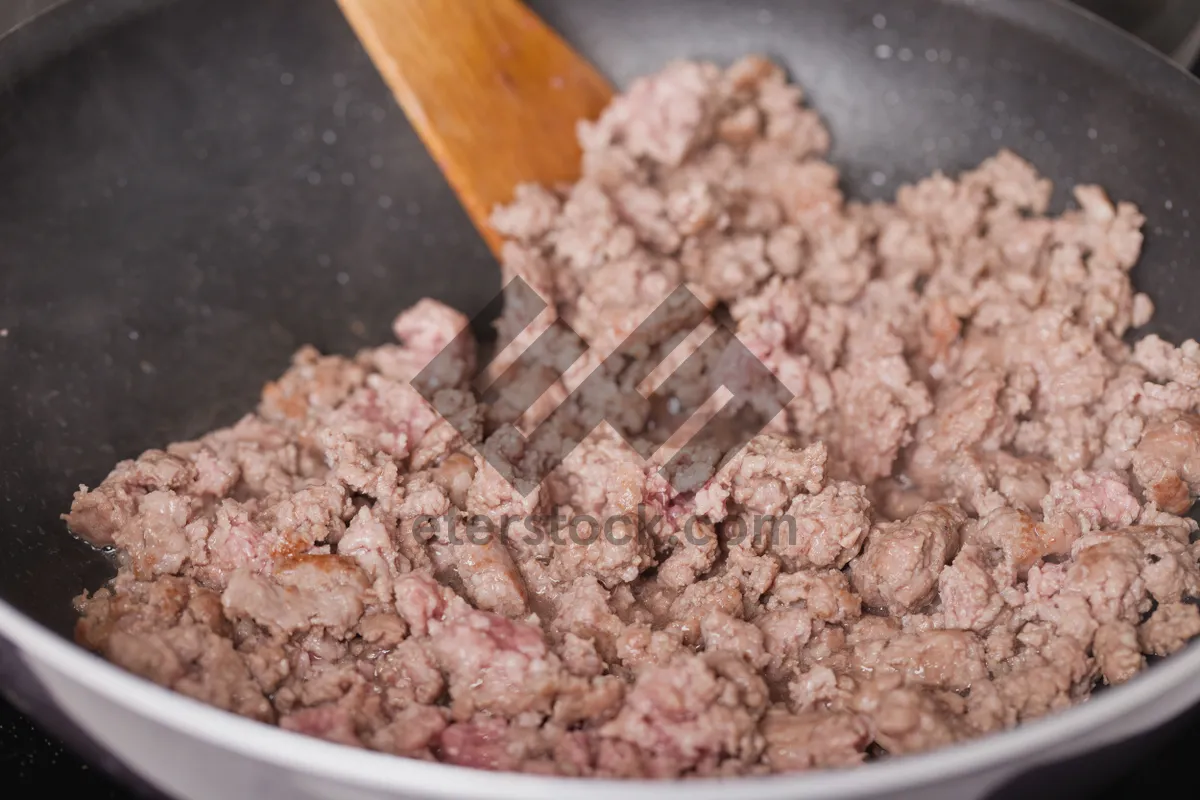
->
[0,0,1199,796]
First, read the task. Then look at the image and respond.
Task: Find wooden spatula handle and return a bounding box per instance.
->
[337,0,614,257]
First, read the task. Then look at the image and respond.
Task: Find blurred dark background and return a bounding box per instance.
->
[2,0,1200,798]
[1075,0,1200,63]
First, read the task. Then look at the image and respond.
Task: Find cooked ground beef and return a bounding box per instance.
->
[67,56,1200,778]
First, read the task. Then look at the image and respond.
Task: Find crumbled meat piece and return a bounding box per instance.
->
[436,717,549,773]
[367,704,448,759]
[549,575,627,664]
[75,576,272,723]
[429,600,566,721]
[372,638,444,711]
[1093,622,1143,685]
[553,674,626,727]
[221,556,369,639]
[393,571,454,637]
[338,506,404,610]
[580,60,718,168]
[760,708,871,771]
[1138,602,1200,656]
[428,512,528,618]
[1060,535,1152,626]
[851,630,988,692]
[599,652,769,777]
[1042,470,1141,542]
[65,451,197,548]
[260,347,367,424]
[280,704,363,748]
[356,612,408,648]
[827,355,933,483]
[490,184,562,243]
[851,503,966,614]
[968,627,1095,726]
[777,482,872,570]
[701,610,769,668]
[767,569,862,624]
[555,632,607,678]
[616,624,685,671]
[938,546,1007,632]
[754,604,814,674]
[72,54,1199,777]
[391,299,475,391]
[1131,412,1200,513]
[694,436,827,522]
[848,675,973,755]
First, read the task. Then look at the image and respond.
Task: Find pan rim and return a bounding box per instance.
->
[3,0,1200,795]
[4,594,1200,797]
[977,0,1200,103]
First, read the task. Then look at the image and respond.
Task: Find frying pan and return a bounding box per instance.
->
[2,0,1200,798]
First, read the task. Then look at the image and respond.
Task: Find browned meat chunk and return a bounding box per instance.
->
[1132,412,1200,513]
[851,503,966,614]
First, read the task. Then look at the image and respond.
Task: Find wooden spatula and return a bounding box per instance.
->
[336,0,614,258]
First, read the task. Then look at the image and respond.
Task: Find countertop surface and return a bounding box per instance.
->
[2,701,137,800]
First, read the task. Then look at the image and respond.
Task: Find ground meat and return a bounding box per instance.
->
[428,599,566,721]
[74,575,272,723]
[767,569,861,624]
[1092,622,1143,685]
[966,625,1096,727]
[368,704,448,759]
[598,652,769,777]
[851,503,966,614]
[1139,602,1200,656]
[760,707,871,770]
[221,555,369,639]
[71,55,1200,778]
[1131,412,1200,513]
[701,609,769,668]
[280,704,364,748]
[65,451,197,550]
[846,674,974,755]
[850,630,988,692]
